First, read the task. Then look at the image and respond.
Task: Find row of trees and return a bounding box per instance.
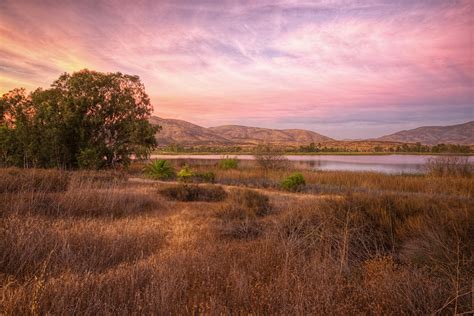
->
[162,144,244,153]
[159,142,472,154]
[373,143,471,153]
[299,142,471,153]
[0,70,159,169]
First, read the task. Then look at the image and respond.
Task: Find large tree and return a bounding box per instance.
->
[0,70,159,169]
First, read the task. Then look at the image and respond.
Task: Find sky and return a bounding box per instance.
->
[0,0,473,139]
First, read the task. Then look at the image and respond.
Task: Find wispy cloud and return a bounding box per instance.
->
[1,0,472,138]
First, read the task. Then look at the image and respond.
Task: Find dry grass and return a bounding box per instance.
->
[166,158,473,197]
[214,189,271,239]
[0,168,69,193]
[158,184,227,202]
[1,167,473,314]
[425,155,472,177]
[199,165,473,196]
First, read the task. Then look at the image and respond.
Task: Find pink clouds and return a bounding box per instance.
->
[0,0,472,138]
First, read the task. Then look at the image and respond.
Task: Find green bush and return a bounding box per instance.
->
[177,164,193,182]
[158,184,227,202]
[281,172,306,192]
[144,160,175,180]
[219,157,239,170]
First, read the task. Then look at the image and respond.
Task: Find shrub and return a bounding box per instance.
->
[253,144,288,170]
[177,164,193,182]
[215,189,270,239]
[218,189,271,220]
[158,184,227,202]
[218,218,263,239]
[193,171,215,183]
[219,157,239,170]
[144,160,175,180]
[281,172,306,191]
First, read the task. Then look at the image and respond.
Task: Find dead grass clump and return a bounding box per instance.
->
[3,189,159,218]
[215,189,271,239]
[0,214,166,278]
[218,219,264,239]
[218,189,271,220]
[273,201,327,255]
[68,170,127,189]
[0,168,69,193]
[273,193,469,267]
[360,256,446,315]
[56,190,159,218]
[274,196,391,265]
[158,184,227,202]
[399,205,474,312]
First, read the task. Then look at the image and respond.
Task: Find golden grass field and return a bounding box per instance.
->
[1,163,473,314]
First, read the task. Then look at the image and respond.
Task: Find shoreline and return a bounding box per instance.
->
[153,151,474,156]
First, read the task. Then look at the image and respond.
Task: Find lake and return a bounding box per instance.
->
[150,154,474,174]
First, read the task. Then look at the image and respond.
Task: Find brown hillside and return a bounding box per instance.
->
[376,121,474,145]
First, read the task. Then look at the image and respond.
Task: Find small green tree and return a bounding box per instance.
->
[177,164,193,182]
[219,156,239,170]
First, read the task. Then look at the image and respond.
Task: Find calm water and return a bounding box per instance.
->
[150,154,473,174]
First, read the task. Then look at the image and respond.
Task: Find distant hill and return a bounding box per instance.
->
[208,125,333,145]
[150,116,473,147]
[376,121,474,145]
[150,117,332,146]
[149,117,232,146]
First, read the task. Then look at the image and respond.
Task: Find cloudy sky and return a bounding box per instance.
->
[1,0,472,138]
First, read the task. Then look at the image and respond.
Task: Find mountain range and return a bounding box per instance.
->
[149,117,474,147]
[375,121,474,145]
[149,117,332,146]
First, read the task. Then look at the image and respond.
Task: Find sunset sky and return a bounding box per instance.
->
[1,0,473,139]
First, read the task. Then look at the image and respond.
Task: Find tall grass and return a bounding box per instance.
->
[425,155,472,177]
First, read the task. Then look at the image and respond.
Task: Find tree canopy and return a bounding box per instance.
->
[0,69,159,169]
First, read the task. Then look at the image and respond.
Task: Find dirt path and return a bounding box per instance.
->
[128,177,472,202]
[128,177,339,201]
